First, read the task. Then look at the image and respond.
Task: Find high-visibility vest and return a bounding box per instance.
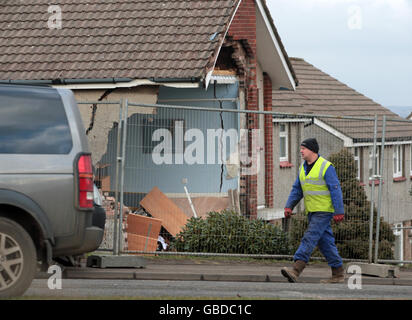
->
[299,156,335,214]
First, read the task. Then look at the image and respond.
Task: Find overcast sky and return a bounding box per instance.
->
[266,0,412,107]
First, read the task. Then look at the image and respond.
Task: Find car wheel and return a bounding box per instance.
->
[0,217,37,298]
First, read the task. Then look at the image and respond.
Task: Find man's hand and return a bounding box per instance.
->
[333,214,344,223]
[284,208,293,218]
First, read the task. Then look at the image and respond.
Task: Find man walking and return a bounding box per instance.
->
[281,138,345,283]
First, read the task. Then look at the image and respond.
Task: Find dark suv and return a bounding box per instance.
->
[0,84,105,297]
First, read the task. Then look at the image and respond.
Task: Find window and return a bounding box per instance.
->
[354,147,361,181]
[279,123,288,162]
[0,86,72,154]
[368,146,380,178]
[393,145,403,178]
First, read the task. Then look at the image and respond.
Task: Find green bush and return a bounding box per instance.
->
[289,148,395,260]
[172,210,292,255]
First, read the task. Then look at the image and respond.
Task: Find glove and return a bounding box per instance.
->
[284,208,293,218]
[333,214,344,223]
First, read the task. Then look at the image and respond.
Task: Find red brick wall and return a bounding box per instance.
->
[264,73,274,208]
[228,0,256,56]
[229,0,258,218]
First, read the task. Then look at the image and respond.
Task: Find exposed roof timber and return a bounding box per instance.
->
[204,0,242,89]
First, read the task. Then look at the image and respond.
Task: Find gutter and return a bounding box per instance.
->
[0,78,133,85]
[0,77,202,90]
[149,77,200,83]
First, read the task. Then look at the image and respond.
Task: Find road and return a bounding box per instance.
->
[24,278,412,300]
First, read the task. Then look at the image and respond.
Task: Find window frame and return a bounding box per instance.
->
[368,146,380,178]
[393,144,403,178]
[279,123,289,162]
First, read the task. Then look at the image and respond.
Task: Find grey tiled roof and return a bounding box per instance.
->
[0,0,239,81]
[273,58,412,142]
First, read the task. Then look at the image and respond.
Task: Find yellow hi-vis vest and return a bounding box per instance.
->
[299,156,335,214]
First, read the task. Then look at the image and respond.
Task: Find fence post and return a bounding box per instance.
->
[118,98,129,253]
[374,115,386,263]
[113,99,124,256]
[368,114,378,263]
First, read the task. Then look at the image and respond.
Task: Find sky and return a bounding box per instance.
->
[266,0,412,108]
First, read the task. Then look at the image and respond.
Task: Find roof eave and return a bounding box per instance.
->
[256,0,298,90]
[203,0,242,89]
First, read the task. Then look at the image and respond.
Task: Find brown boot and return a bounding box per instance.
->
[281,260,306,283]
[320,266,345,284]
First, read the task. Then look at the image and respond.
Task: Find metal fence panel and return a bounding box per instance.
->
[77,100,124,254]
[374,116,412,264]
[80,98,412,264]
[279,114,378,263]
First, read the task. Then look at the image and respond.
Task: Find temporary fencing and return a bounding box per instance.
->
[78,98,412,264]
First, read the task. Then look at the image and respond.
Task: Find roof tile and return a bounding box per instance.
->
[273,58,412,141]
[0,0,239,80]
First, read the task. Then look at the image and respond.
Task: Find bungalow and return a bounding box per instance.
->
[0,0,297,219]
[271,57,412,261]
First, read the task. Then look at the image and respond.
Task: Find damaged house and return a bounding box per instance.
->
[0,0,298,244]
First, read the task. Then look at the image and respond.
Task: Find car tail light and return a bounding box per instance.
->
[77,154,93,209]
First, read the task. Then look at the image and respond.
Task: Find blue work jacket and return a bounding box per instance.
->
[285,155,345,215]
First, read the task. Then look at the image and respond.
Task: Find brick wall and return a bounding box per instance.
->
[228,0,256,56]
[228,0,265,219]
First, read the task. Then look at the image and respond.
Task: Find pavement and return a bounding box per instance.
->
[36,256,412,286]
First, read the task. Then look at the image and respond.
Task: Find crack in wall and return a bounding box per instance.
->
[214,81,225,193]
[86,89,115,135]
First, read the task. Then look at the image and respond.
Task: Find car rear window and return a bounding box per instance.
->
[0,86,73,154]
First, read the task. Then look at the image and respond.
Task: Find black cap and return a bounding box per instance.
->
[301,138,319,154]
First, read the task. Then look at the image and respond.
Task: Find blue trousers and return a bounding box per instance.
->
[294,212,343,268]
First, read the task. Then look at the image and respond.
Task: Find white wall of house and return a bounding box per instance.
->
[271,121,304,218]
[356,143,412,224]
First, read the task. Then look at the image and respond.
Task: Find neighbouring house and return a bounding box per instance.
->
[271,57,412,261]
[0,0,297,221]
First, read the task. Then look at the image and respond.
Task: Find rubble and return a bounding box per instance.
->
[140,187,188,237]
[99,194,129,251]
[127,213,162,254]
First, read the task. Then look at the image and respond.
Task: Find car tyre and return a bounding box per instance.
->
[0,217,37,298]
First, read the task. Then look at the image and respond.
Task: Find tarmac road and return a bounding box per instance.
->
[24,278,412,300]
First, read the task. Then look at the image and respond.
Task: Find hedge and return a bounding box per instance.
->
[172,210,292,255]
